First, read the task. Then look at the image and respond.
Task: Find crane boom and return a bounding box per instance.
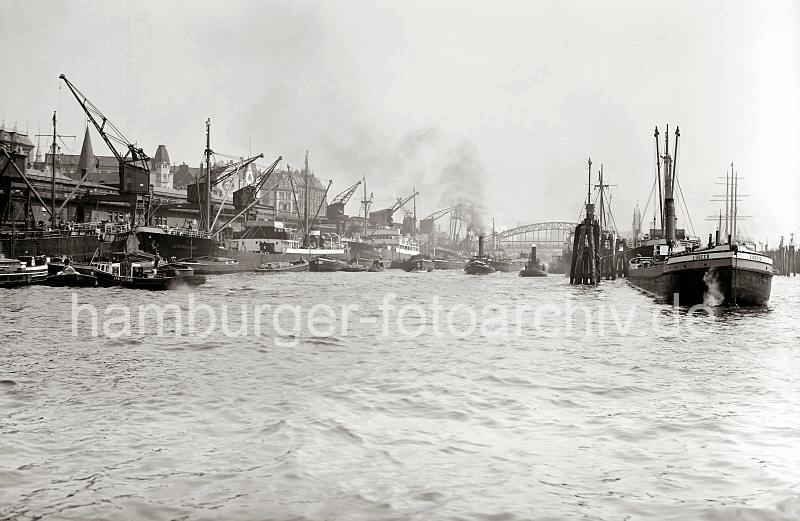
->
[202,153,264,187]
[422,205,456,221]
[326,178,361,234]
[391,190,419,212]
[215,156,282,234]
[59,74,150,195]
[331,179,361,205]
[188,153,263,205]
[368,189,418,227]
[232,156,281,211]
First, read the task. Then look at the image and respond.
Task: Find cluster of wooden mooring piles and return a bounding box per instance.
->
[568,204,627,285]
[569,203,600,285]
[772,239,797,276]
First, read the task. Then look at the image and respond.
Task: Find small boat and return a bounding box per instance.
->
[464,236,496,275]
[0,255,49,287]
[309,256,348,272]
[90,255,195,289]
[465,258,496,275]
[519,244,548,277]
[177,256,240,275]
[488,258,515,272]
[117,262,182,290]
[118,274,174,290]
[255,258,309,273]
[158,264,207,287]
[403,254,434,272]
[43,265,98,287]
[91,262,121,287]
[341,263,368,272]
[367,259,385,272]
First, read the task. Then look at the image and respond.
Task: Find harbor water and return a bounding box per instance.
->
[2,273,799,520]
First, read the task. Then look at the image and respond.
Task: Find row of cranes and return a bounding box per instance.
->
[57,74,474,249]
[368,189,419,229]
[59,74,284,236]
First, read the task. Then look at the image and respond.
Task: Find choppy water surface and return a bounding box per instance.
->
[1,272,799,520]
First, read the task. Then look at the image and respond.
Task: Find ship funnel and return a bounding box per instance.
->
[478,235,485,257]
[530,244,537,262]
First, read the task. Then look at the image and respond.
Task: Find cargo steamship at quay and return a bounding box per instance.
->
[626,126,772,306]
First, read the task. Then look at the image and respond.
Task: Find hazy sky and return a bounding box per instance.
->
[2,0,798,242]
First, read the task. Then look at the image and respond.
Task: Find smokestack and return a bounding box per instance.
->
[530,243,537,262]
[715,229,720,245]
[478,235,484,258]
[663,158,676,243]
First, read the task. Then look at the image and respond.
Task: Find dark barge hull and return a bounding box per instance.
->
[134,229,217,259]
[629,265,772,306]
[0,231,101,262]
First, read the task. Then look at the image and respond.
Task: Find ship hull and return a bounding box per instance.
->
[0,230,101,261]
[519,267,547,277]
[350,242,417,269]
[433,258,466,270]
[628,248,773,306]
[488,259,522,272]
[548,251,572,274]
[309,257,348,272]
[135,228,217,259]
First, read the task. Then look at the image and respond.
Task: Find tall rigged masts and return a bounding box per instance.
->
[654,127,664,234]
[304,150,310,240]
[655,125,679,244]
[732,162,738,241]
[361,175,372,237]
[205,118,212,232]
[50,111,57,226]
[724,166,730,239]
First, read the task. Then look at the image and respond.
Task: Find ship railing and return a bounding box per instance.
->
[0,227,102,239]
[164,228,210,239]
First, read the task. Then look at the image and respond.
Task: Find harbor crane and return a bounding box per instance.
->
[60,74,150,195]
[420,206,456,233]
[187,153,263,204]
[213,155,282,235]
[420,205,458,254]
[232,157,282,214]
[369,189,418,227]
[59,74,153,224]
[325,178,362,234]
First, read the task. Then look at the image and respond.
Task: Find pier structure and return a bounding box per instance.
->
[770,235,797,276]
[598,230,617,280]
[569,158,601,285]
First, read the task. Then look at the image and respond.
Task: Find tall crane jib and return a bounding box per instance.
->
[369,190,418,227]
[59,74,150,195]
[187,154,263,205]
[325,179,361,232]
[232,156,277,212]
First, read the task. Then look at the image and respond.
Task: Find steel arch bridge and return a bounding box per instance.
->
[486,221,575,252]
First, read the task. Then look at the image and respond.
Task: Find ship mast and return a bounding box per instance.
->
[363,176,368,237]
[50,111,57,227]
[304,150,309,242]
[731,162,739,242]
[205,118,212,233]
[724,166,730,241]
[361,175,372,238]
[662,125,678,245]
[654,127,664,236]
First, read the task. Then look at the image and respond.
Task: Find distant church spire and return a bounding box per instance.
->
[76,127,95,176]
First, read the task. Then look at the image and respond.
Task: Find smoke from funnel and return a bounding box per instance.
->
[434,141,487,234]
